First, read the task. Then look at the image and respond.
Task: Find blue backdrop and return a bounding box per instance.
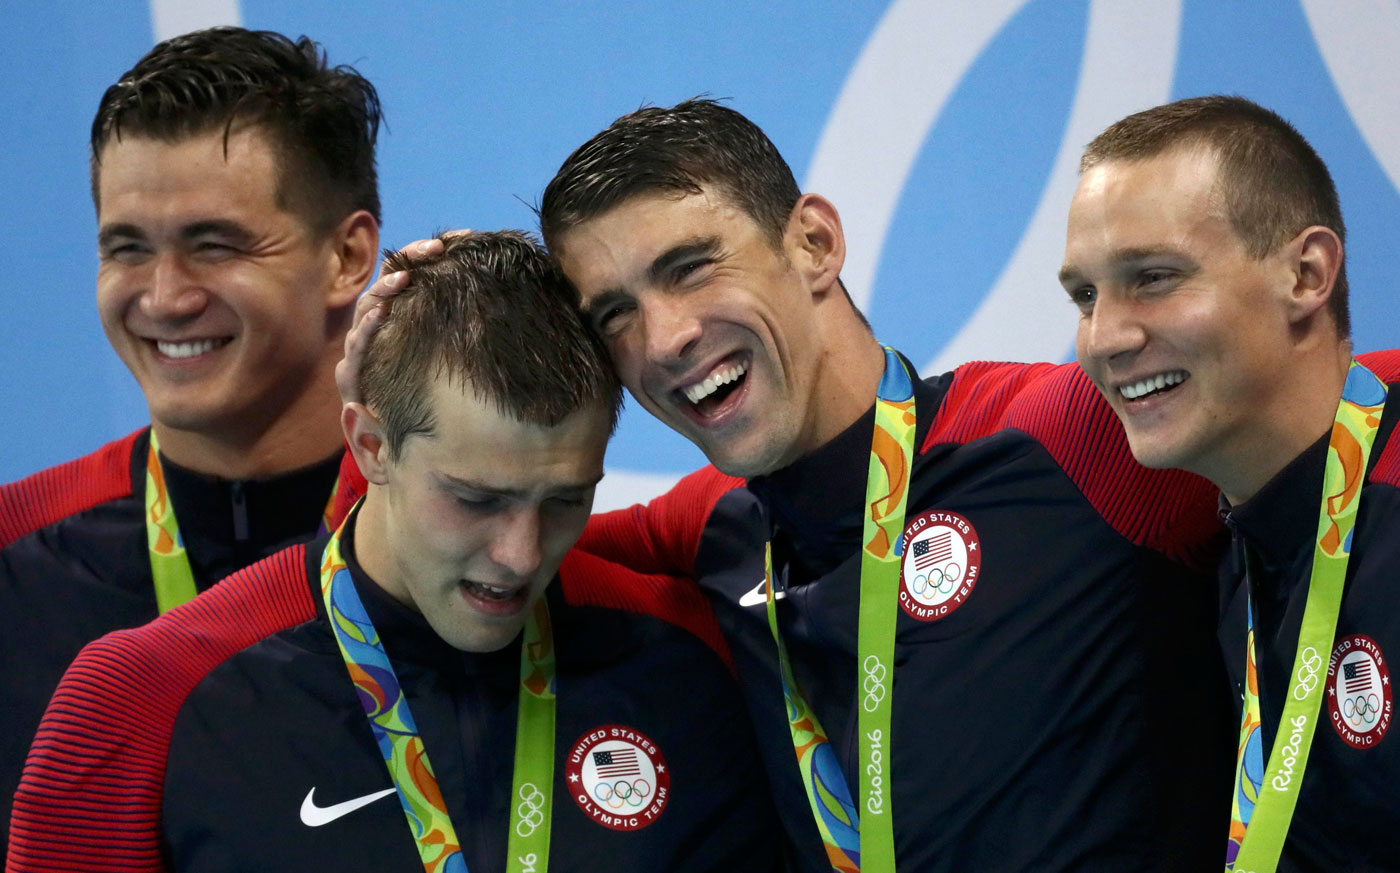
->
[4,0,1398,508]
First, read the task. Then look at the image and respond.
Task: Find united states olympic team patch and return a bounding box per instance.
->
[1327,634,1392,749]
[566,725,670,830]
[898,509,981,622]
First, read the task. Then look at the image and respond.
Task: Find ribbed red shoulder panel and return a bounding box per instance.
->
[1005,364,1222,568]
[6,545,315,873]
[921,361,1061,450]
[1359,349,1400,487]
[332,447,368,528]
[559,549,735,673]
[575,465,744,576]
[925,361,1221,569]
[0,429,142,549]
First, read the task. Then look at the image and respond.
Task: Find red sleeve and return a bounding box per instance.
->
[559,550,734,673]
[927,361,1223,570]
[6,546,315,873]
[0,430,140,548]
[1359,349,1400,488]
[575,466,745,576]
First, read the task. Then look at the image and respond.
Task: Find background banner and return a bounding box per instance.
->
[4,0,1397,508]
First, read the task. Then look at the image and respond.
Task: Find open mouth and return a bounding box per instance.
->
[151,337,233,360]
[459,579,529,614]
[1118,370,1188,402]
[679,358,749,418]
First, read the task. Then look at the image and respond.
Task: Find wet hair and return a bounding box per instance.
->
[539,97,871,330]
[539,97,801,251]
[90,26,381,233]
[1081,95,1349,336]
[361,232,623,458]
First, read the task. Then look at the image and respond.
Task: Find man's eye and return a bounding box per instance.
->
[1069,286,1097,310]
[195,241,237,258]
[595,302,635,335]
[457,495,502,514]
[675,259,709,281]
[101,244,147,263]
[1139,270,1173,287]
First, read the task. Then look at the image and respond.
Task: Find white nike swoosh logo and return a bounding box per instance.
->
[299,786,397,827]
[738,577,785,608]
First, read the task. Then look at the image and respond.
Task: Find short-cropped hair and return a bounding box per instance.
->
[91,26,381,234]
[1081,95,1349,337]
[539,98,801,253]
[361,232,623,458]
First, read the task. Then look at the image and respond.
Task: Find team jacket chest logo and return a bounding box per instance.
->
[898,509,981,621]
[1327,634,1392,748]
[565,724,670,831]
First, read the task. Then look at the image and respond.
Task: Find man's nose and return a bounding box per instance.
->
[639,296,702,364]
[1081,292,1147,365]
[488,506,543,581]
[139,253,208,320]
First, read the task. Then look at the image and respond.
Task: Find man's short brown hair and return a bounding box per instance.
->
[90,27,381,235]
[361,232,622,458]
[1081,95,1349,336]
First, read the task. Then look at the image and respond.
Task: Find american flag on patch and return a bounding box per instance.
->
[593,748,642,779]
[1344,661,1372,694]
[913,532,953,573]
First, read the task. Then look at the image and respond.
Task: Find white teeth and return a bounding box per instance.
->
[156,338,229,359]
[683,361,749,405]
[1120,370,1187,400]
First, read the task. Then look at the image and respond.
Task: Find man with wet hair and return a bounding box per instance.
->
[352,98,1233,870]
[1064,94,1400,872]
[10,233,779,872]
[0,26,380,848]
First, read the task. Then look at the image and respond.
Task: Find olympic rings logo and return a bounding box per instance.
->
[1292,647,1323,700]
[863,655,888,713]
[1344,693,1383,727]
[910,563,961,599]
[593,778,653,809]
[515,782,547,836]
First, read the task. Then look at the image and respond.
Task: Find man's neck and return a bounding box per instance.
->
[795,306,887,466]
[349,487,416,612]
[1216,342,1353,506]
[151,355,346,480]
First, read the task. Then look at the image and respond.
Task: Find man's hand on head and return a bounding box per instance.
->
[336,234,472,406]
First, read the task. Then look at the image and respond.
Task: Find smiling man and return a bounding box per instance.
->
[528,99,1236,871]
[0,27,379,849]
[9,233,779,873]
[1063,95,1400,872]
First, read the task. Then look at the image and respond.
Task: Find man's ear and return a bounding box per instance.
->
[1284,225,1343,327]
[786,193,846,296]
[342,402,391,485]
[326,210,381,310]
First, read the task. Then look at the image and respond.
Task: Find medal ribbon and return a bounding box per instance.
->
[145,428,338,613]
[1227,360,1387,873]
[765,346,916,873]
[320,512,556,873]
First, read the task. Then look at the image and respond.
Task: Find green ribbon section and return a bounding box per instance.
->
[321,510,556,873]
[1228,361,1387,873]
[145,428,338,614]
[765,347,915,873]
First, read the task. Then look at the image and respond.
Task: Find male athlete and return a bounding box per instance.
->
[9,233,780,872]
[0,27,380,849]
[1063,95,1400,872]
[349,100,1234,870]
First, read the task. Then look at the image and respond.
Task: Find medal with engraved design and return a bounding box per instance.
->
[898,509,981,621]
